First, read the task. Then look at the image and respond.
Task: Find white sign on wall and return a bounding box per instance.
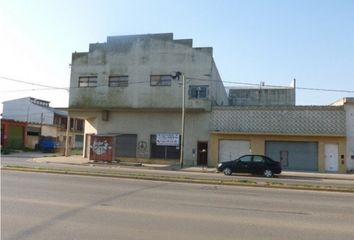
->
[156,133,180,146]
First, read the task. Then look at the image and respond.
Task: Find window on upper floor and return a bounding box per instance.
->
[150,75,172,86]
[109,76,129,87]
[76,119,84,131]
[79,76,97,88]
[189,85,209,99]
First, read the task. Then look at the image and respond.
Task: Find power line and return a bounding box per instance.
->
[0,88,59,93]
[188,77,354,94]
[2,112,57,118]
[0,76,68,90]
[1,75,353,94]
[296,86,354,94]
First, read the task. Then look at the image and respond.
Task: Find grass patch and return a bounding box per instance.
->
[267,181,284,186]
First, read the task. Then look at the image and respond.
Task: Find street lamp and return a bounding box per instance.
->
[65,115,70,157]
[172,71,185,168]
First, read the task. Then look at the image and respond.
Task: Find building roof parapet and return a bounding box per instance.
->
[74,33,213,55]
[330,97,354,106]
[212,105,345,111]
[107,33,174,43]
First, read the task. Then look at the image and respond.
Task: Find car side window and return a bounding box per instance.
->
[253,156,264,163]
[239,155,252,163]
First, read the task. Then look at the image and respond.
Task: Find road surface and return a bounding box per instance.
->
[2,171,354,240]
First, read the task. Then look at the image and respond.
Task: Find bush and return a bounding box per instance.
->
[1,148,12,155]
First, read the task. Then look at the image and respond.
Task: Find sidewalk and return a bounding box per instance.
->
[28,155,354,181]
[3,153,354,192]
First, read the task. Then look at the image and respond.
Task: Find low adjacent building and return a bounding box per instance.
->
[228,80,296,106]
[2,97,84,150]
[1,119,27,149]
[331,97,354,172]
[209,106,346,173]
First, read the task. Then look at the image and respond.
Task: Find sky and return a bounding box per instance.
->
[0,0,353,112]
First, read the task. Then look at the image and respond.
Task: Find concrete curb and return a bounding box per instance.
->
[3,165,354,193]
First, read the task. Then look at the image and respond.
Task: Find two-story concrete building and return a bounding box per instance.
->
[68,33,227,166]
[68,33,350,173]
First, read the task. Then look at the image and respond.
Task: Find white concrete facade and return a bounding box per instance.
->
[331,98,354,172]
[80,111,210,165]
[69,33,227,165]
[2,97,55,125]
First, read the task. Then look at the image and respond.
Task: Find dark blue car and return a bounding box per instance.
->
[217,154,282,177]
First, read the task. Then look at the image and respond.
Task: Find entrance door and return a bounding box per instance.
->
[325,144,339,172]
[197,142,208,166]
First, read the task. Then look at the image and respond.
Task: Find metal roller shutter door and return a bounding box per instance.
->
[115,134,137,158]
[265,141,318,171]
[219,140,250,163]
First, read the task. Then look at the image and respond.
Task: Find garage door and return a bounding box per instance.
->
[219,140,250,163]
[115,134,137,158]
[265,141,318,171]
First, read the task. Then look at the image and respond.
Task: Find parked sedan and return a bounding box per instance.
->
[217,154,281,177]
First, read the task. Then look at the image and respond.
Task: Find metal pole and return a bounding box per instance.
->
[65,115,70,157]
[179,74,185,168]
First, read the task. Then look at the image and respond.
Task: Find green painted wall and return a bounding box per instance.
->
[8,126,24,149]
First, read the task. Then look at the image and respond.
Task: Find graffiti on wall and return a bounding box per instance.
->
[91,139,112,155]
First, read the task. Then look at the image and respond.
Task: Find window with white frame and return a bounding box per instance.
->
[189,85,209,99]
[109,76,129,87]
[150,75,172,86]
[78,76,97,88]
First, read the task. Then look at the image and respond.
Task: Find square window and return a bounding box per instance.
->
[150,75,172,86]
[189,85,209,99]
[79,76,97,88]
[109,76,128,87]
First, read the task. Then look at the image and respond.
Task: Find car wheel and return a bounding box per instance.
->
[223,168,232,176]
[263,169,273,178]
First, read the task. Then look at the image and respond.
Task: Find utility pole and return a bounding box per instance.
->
[40,112,43,137]
[65,115,70,157]
[180,73,185,168]
[172,71,186,169]
[63,87,71,157]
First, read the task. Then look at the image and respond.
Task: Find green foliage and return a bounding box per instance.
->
[1,148,13,155]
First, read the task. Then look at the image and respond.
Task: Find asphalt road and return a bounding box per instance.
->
[2,171,354,240]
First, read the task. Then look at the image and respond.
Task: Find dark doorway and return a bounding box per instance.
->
[197,142,208,166]
[150,135,180,159]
